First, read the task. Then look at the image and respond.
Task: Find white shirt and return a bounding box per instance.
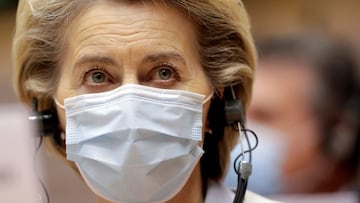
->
[205,182,282,203]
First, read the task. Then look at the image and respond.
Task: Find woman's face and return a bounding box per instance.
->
[55,1,211,131]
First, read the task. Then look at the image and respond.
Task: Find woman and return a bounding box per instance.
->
[13,0,278,202]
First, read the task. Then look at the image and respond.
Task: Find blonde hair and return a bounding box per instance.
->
[13,0,256,183]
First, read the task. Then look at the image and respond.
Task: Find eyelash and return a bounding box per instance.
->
[153,63,180,80]
[80,62,181,90]
[82,66,112,84]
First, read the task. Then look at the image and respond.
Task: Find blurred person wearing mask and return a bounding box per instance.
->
[225,34,360,202]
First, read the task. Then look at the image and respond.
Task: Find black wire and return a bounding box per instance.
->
[233,128,259,175]
[233,172,249,203]
[233,176,244,203]
[232,126,258,203]
[33,136,50,203]
[242,124,253,163]
[36,134,43,151]
[38,177,50,203]
[31,98,50,203]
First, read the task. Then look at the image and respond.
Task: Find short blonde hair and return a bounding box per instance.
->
[13,0,256,184]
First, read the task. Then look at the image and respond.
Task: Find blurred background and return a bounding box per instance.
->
[0,0,18,103]
[245,0,360,50]
[0,0,359,203]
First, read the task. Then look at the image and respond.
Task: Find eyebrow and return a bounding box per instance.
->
[74,52,186,68]
[141,52,186,65]
[74,55,117,67]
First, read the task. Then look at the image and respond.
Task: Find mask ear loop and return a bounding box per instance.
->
[54,97,65,110]
[202,91,214,105]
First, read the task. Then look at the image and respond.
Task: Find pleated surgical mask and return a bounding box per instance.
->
[55,84,212,203]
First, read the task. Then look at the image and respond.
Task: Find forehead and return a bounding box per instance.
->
[65,1,197,49]
[56,0,208,95]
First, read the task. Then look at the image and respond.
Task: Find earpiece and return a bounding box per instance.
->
[224,87,245,126]
[223,87,253,203]
[225,99,245,126]
[28,98,62,147]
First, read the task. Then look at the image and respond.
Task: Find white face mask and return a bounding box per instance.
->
[57,84,212,203]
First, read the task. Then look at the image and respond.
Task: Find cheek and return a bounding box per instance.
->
[54,68,81,133]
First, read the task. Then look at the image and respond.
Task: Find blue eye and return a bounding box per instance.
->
[91,71,106,83]
[158,68,173,80]
[142,63,180,89]
[152,63,179,81]
[83,67,113,86]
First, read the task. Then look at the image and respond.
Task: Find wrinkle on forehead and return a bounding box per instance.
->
[68,1,192,41]
[63,0,199,63]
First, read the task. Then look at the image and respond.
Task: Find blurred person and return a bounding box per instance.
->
[225,34,360,201]
[12,0,281,203]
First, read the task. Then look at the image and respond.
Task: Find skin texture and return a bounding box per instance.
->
[247,58,333,193]
[54,1,212,203]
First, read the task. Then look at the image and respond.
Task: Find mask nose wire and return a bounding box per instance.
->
[54,97,65,110]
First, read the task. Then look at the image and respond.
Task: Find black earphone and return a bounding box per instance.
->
[223,87,255,203]
[28,98,62,147]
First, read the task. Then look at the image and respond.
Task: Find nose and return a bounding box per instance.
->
[121,66,139,86]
